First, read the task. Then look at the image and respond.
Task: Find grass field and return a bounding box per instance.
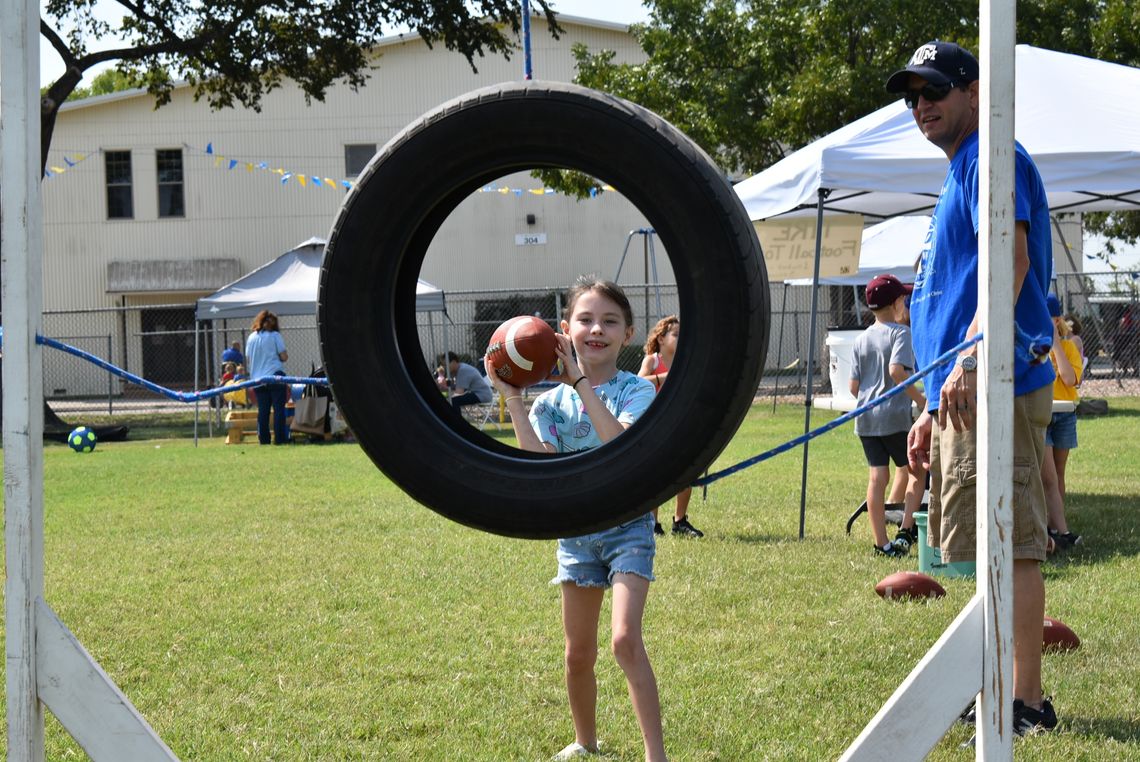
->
[5,398,1139,760]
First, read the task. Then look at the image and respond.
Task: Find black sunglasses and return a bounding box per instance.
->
[903,82,956,109]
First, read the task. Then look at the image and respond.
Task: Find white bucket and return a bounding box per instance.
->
[825,329,863,403]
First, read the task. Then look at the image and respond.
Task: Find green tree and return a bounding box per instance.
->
[39,0,559,173]
[544,0,1138,246]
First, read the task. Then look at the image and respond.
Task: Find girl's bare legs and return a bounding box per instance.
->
[1053,446,1071,500]
[1041,445,1069,535]
[561,583,604,752]
[610,573,667,762]
[673,487,692,522]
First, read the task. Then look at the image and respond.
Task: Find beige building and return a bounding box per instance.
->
[42,15,668,394]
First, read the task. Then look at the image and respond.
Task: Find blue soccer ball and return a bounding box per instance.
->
[68,426,97,453]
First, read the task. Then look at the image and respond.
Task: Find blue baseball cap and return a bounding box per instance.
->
[1046,293,1063,317]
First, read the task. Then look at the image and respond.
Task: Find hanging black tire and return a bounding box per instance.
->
[319,81,768,539]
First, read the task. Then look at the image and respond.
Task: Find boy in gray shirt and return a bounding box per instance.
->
[850,275,927,557]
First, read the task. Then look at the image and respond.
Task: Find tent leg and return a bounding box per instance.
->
[797,188,830,540]
[772,283,789,413]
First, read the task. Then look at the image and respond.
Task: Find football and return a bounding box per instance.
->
[485,315,559,388]
[875,571,946,601]
[1042,616,1081,652]
[68,426,97,453]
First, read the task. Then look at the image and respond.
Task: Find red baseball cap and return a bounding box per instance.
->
[865,274,913,310]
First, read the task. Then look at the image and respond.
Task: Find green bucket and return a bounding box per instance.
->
[915,512,976,578]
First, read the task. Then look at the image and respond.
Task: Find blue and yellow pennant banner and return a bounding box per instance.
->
[42,152,95,178]
[44,142,617,199]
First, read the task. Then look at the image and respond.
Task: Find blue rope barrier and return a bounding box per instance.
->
[35,335,329,404]
[34,329,984,483]
[691,333,984,488]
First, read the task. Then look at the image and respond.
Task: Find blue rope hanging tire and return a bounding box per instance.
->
[318,81,769,539]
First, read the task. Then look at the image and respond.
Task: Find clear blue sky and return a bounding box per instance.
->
[39,0,651,86]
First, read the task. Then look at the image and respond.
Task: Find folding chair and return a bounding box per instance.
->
[461,389,504,431]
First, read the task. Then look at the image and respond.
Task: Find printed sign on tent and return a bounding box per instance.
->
[754,214,863,281]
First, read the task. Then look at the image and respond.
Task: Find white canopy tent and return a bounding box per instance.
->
[735,45,1140,539]
[193,237,450,437]
[195,236,446,320]
[736,45,1140,222]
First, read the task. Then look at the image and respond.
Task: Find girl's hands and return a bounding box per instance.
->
[484,356,523,397]
[548,334,584,386]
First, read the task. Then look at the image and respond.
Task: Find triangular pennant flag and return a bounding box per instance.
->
[206,143,214,154]
[228,159,238,170]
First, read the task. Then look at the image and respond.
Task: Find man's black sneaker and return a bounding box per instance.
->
[961,698,1057,746]
[959,699,976,725]
[1013,698,1057,737]
[672,516,704,538]
[653,521,665,536]
[1048,528,1081,550]
[873,542,906,558]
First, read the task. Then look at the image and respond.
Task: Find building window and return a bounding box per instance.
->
[156,148,185,218]
[344,143,376,177]
[105,150,133,219]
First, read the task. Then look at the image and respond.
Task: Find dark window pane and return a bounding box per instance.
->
[105,150,133,219]
[156,148,185,218]
[158,185,184,217]
[107,186,133,218]
[156,149,183,183]
[344,143,376,177]
[105,150,132,184]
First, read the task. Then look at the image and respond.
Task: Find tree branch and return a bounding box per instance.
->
[40,19,79,68]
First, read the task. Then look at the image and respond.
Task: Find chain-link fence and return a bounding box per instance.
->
[37,270,1140,418]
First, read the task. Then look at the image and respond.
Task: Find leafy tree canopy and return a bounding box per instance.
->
[39,0,558,169]
[541,0,1139,247]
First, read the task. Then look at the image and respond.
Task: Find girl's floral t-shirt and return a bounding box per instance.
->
[529,370,655,453]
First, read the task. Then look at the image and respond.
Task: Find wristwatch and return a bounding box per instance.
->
[956,354,978,372]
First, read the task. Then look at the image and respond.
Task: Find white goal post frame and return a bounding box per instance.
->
[843,2,1021,760]
[4,0,1019,759]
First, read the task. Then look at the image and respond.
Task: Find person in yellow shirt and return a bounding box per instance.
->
[1042,294,1082,550]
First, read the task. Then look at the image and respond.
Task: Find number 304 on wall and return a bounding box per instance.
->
[515,233,547,246]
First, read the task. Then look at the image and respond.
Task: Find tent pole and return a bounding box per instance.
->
[193,323,200,447]
[797,188,830,540]
[771,283,789,413]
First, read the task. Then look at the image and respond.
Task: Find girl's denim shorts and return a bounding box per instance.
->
[1045,410,1078,450]
[552,512,656,589]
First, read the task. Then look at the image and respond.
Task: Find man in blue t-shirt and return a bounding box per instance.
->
[441,351,493,412]
[886,41,1057,739]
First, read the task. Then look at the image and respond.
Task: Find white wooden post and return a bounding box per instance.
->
[2,0,48,757]
[2,4,180,759]
[975,2,1018,758]
[841,2,1017,758]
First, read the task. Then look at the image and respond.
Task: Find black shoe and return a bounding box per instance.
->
[892,526,918,554]
[1049,528,1081,550]
[961,698,1056,746]
[873,542,906,558]
[1013,698,1058,737]
[653,522,665,536]
[672,516,704,538]
[959,699,976,726]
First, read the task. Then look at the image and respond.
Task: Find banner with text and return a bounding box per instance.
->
[754,214,863,282]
